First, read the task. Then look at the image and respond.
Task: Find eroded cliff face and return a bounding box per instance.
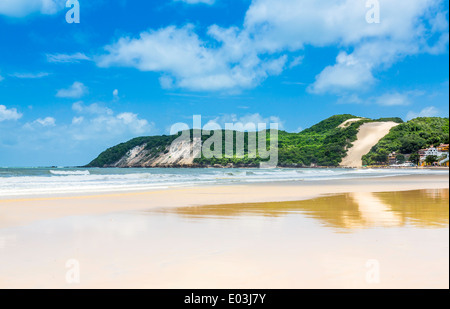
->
[112,137,202,167]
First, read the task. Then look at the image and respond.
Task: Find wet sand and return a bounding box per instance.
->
[0,174,448,288]
[0,174,448,229]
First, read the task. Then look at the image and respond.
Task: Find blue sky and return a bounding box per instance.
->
[0,0,449,167]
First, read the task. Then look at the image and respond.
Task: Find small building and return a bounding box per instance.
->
[388,152,397,165]
[437,144,449,152]
[419,144,450,167]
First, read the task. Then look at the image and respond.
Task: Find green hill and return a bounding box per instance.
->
[362,117,449,165]
[87,114,431,168]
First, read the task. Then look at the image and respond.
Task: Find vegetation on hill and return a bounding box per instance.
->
[86,135,177,167]
[362,117,449,165]
[86,114,410,168]
[276,116,403,167]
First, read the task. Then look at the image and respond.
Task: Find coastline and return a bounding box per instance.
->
[0,173,448,229]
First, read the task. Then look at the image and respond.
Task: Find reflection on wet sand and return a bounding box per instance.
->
[149,189,449,231]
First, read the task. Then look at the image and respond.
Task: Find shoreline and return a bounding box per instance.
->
[1,167,448,201]
[0,174,448,229]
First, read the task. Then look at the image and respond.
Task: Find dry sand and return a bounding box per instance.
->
[338,118,365,128]
[340,121,399,167]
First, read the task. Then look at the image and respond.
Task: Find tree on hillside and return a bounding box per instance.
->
[409,153,420,165]
[425,155,438,165]
[396,154,406,164]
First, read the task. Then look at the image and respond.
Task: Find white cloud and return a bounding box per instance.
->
[374,92,411,106]
[308,51,375,94]
[46,53,91,63]
[34,117,56,127]
[97,0,448,93]
[406,106,440,120]
[0,105,22,122]
[9,72,50,79]
[70,103,153,140]
[67,103,153,139]
[56,82,88,98]
[72,101,113,115]
[289,55,304,68]
[72,116,84,125]
[0,0,66,18]
[1,103,156,166]
[97,24,287,92]
[23,117,56,130]
[337,94,363,104]
[113,89,119,100]
[15,103,152,144]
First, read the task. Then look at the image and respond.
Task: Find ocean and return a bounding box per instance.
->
[0,167,448,198]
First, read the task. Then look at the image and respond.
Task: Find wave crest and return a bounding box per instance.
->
[50,170,90,176]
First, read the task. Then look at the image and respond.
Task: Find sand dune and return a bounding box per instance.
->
[338,118,365,128]
[340,122,399,167]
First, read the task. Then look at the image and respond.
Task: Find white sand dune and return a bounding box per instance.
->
[338,118,366,128]
[340,122,399,167]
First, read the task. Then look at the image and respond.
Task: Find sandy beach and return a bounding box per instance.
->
[0,173,448,289]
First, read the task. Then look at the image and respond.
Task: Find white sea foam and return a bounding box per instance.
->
[0,167,447,198]
[50,170,90,176]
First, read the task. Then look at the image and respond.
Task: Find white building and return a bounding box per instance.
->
[419,145,450,165]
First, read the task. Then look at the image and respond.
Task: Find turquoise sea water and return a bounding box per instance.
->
[0,167,448,197]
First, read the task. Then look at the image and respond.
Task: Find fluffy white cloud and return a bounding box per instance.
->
[70,102,153,140]
[70,103,152,137]
[0,0,66,18]
[406,106,440,120]
[243,0,444,51]
[290,0,448,94]
[97,24,287,91]
[71,116,84,125]
[56,82,88,98]
[97,0,448,93]
[0,105,22,122]
[23,117,56,129]
[46,53,91,63]
[308,51,375,94]
[1,103,155,166]
[34,117,56,127]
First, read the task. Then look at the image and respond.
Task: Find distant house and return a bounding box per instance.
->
[388,152,397,165]
[388,152,410,166]
[419,144,450,166]
[437,144,449,152]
